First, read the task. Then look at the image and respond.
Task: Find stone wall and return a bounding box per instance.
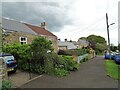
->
[42,35,58,53]
[3,32,58,52]
[3,32,37,44]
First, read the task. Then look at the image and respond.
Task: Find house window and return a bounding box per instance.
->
[19,37,27,44]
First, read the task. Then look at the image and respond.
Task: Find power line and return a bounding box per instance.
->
[61,15,105,38]
[61,1,118,38]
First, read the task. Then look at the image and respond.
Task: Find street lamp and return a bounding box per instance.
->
[106,13,115,59]
[109,23,115,26]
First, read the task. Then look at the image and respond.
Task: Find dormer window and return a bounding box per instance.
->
[19,37,27,44]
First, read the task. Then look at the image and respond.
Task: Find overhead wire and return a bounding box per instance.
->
[61,1,118,39]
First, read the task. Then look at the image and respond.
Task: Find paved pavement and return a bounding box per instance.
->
[8,70,39,87]
[20,56,118,88]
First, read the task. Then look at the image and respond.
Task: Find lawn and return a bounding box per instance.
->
[105,60,120,80]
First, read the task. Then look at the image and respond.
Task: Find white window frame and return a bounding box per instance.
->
[19,36,27,44]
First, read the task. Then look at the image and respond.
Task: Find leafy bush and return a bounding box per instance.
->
[2,80,12,90]
[58,49,87,56]
[55,55,79,71]
[54,68,69,77]
[62,56,79,71]
[3,36,80,77]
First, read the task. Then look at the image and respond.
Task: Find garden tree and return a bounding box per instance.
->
[86,35,107,54]
[78,37,87,40]
[110,43,118,51]
[96,43,107,53]
[31,36,53,70]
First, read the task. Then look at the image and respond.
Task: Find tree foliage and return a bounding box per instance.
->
[31,36,53,67]
[78,37,87,40]
[87,35,107,54]
[3,36,80,77]
[78,35,107,54]
[110,43,118,52]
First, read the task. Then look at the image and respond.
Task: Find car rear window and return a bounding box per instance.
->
[3,56,14,62]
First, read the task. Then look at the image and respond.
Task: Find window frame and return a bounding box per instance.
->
[19,36,27,44]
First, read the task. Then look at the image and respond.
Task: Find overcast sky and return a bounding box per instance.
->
[1,0,119,45]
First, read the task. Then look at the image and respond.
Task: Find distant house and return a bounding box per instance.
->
[67,39,89,49]
[77,39,89,48]
[58,41,77,50]
[2,18,58,52]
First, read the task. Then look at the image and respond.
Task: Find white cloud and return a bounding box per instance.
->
[2,0,119,45]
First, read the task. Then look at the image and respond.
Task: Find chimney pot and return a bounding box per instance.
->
[41,22,46,29]
[65,39,67,42]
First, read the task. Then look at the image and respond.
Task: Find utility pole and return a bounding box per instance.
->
[106,13,110,55]
[106,13,115,59]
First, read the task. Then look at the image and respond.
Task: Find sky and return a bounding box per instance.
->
[1,0,119,46]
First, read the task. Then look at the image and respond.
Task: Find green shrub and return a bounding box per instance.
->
[2,80,12,90]
[58,55,79,71]
[54,68,69,77]
[3,37,81,77]
[58,49,87,56]
[32,64,44,74]
[3,36,53,75]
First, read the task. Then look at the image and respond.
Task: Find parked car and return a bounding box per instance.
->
[0,53,17,73]
[114,53,120,64]
[105,52,111,59]
[111,52,116,60]
[105,51,116,60]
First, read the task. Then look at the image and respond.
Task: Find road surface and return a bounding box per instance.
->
[20,56,118,88]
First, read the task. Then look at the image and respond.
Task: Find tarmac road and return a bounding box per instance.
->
[20,56,118,88]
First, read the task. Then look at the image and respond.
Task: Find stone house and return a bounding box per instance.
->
[2,18,58,52]
[77,39,89,48]
[58,40,77,51]
[68,39,89,49]
[61,39,89,50]
[25,23,58,52]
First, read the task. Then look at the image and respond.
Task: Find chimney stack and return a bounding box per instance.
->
[70,40,72,42]
[41,22,46,29]
[58,39,61,41]
[65,38,67,42]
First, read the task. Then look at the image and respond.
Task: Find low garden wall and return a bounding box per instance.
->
[77,53,96,63]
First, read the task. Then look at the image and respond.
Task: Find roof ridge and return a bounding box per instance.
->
[25,23,56,37]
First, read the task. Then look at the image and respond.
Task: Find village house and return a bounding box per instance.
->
[68,39,89,49]
[57,38,89,51]
[2,18,58,52]
[77,39,89,48]
[58,39,77,51]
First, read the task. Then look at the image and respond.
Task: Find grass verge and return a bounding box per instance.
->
[105,60,120,80]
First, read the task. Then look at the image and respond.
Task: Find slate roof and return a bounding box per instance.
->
[58,41,77,50]
[2,18,37,35]
[25,23,56,37]
[2,18,56,37]
[78,39,89,46]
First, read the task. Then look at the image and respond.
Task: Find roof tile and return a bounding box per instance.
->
[25,23,56,37]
